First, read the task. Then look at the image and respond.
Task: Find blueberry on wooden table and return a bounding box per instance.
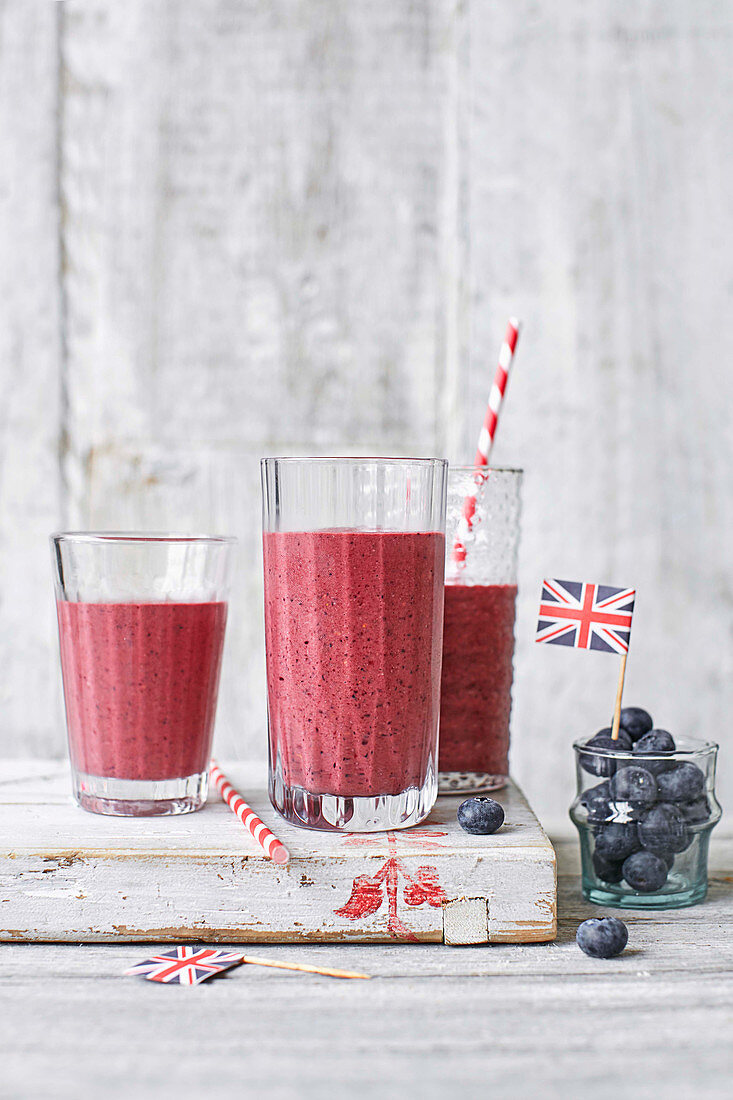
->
[618,706,653,742]
[609,765,658,805]
[457,796,505,835]
[580,727,633,777]
[656,762,705,803]
[576,917,629,958]
[638,803,691,854]
[622,850,669,892]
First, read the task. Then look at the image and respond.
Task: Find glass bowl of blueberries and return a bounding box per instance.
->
[569,707,722,909]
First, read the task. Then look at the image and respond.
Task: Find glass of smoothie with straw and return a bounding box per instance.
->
[438,320,523,793]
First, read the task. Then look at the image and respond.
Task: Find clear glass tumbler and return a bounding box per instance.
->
[438,467,523,793]
[570,736,722,909]
[262,457,448,831]
[51,533,235,816]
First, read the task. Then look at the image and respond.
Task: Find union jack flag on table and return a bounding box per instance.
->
[536,579,635,654]
[124,946,244,985]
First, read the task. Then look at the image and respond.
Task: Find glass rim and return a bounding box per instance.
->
[261,456,448,467]
[573,734,718,758]
[50,531,237,546]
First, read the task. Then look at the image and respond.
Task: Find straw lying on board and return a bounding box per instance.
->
[209,760,290,865]
[451,318,521,569]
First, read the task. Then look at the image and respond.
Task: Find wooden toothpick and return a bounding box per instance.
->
[240,955,371,980]
[610,652,628,741]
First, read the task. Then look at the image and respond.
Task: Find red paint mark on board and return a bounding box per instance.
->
[335,834,447,941]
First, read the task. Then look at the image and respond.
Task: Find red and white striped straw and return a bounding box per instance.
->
[451,318,521,567]
[210,760,290,866]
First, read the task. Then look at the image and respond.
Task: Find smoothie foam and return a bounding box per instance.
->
[57,601,227,781]
[439,583,517,777]
[263,529,445,798]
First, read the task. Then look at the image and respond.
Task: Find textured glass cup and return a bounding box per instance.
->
[438,467,523,793]
[570,737,722,908]
[262,457,448,831]
[51,533,235,816]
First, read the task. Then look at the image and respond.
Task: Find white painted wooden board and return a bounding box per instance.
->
[0,761,556,945]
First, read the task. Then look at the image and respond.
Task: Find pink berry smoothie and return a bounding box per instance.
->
[263,529,445,798]
[56,601,227,781]
[438,583,517,779]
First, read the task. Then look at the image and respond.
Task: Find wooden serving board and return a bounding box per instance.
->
[0,761,556,946]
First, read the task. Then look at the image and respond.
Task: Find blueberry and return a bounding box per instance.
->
[622,850,669,892]
[656,762,705,803]
[638,803,690,854]
[609,765,658,806]
[679,795,712,825]
[660,851,675,871]
[579,727,633,777]
[635,729,676,753]
[580,780,613,823]
[594,822,640,862]
[632,729,677,774]
[619,706,653,743]
[457,796,505,835]
[592,851,624,884]
[576,917,628,958]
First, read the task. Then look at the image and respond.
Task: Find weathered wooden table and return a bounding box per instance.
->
[2,829,731,1098]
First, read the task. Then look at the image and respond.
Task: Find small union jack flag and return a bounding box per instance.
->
[536,579,635,654]
[124,946,244,985]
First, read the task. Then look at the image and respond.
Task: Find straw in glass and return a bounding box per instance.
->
[450,318,521,569]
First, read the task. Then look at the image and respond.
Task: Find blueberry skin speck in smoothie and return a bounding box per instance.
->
[263,529,445,799]
[57,601,228,781]
[438,583,517,777]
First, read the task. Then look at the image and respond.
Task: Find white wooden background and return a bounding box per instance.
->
[1,0,731,827]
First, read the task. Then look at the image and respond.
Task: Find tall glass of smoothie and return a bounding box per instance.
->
[51,533,235,816]
[262,457,448,832]
[439,467,523,793]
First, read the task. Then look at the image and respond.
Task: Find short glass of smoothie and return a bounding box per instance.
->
[51,532,235,817]
[439,466,523,793]
[262,457,448,831]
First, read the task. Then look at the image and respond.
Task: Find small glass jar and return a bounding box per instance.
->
[570,736,722,909]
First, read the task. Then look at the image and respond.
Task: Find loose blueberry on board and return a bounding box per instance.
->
[580,727,633,777]
[576,917,629,959]
[619,706,654,743]
[610,765,658,806]
[678,795,712,825]
[638,803,690,854]
[594,822,641,862]
[592,850,624,884]
[580,780,613,823]
[656,762,705,803]
[622,850,669,893]
[457,797,505,835]
[633,729,677,774]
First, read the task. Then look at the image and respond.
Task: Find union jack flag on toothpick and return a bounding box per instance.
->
[536,578,636,740]
[125,946,244,985]
[536,579,635,654]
